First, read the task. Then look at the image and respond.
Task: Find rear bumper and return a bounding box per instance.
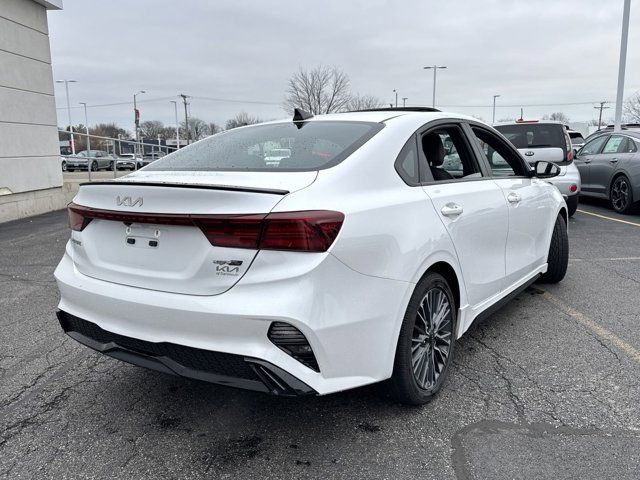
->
[54,248,413,395]
[57,310,315,395]
[549,162,581,197]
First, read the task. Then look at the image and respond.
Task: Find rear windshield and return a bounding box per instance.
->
[146,121,383,171]
[495,124,566,152]
[569,132,585,144]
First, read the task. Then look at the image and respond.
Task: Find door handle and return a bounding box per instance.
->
[609,158,619,163]
[507,192,521,204]
[441,203,463,217]
[583,159,592,164]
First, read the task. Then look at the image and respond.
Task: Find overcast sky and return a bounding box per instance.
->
[50,0,639,132]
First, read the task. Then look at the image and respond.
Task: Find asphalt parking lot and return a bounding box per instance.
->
[1,199,639,479]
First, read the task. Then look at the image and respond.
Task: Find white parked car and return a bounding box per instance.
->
[495,120,581,216]
[55,108,569,404]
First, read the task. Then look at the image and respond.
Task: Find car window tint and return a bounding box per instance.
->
[580,135,608,155]
[471,127,526,177]
[603,136,625,154]
[494,124,565,151]
[420,126,482,182]
[620,137,638,153]
[146,121,383,172]
[395,137,419,185]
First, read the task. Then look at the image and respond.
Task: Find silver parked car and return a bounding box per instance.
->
[495,120,582,216]
[62,150,115,172]
[574,131,640,214]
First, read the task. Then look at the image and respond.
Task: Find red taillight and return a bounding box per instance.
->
[68,203,91,231]
[569,184,578,193]
[66,203,344,252]
[260,211,344,252]
[195,214,266,249]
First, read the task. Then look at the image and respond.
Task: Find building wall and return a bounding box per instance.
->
[0,0,63,223]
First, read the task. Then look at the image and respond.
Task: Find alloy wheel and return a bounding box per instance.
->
[411,287,453,390]
[611,177,630,212]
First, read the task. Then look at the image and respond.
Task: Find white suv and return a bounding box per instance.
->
[55,108,568,404]
[495,120,581,216]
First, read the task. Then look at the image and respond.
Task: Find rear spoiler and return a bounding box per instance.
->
[79,181,289,196]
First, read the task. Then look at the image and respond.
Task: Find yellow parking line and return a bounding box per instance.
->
[541,290,640,364]
[576,209,640,227]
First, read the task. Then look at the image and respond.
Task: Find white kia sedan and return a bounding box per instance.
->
[55,108,569,404]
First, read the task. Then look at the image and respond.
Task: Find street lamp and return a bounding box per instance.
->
[402,97,408,108]
[133,90,146,157]
[492,95,501,125]
[393,89,398,108]
[170,100,180,150]
[423,65,447,108]
[56,79,77,154]
[613,0,631,132]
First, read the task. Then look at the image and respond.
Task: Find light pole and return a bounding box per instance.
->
[492,95,501,125]
[393,89,398,108]
[170,100,180,149]
[133,90,146,158]
[614,0,631,132]
[423,65,447,108]
[56,79,77,154]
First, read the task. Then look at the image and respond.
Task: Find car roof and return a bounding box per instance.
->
[494,120,565,127]
[261,109,486,126]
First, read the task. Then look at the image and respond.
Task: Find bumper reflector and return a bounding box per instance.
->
[268,322,320,372]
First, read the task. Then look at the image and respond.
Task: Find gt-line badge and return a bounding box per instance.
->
[213,260,243,276]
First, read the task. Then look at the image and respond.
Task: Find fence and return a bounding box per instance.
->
[58,129,180,180]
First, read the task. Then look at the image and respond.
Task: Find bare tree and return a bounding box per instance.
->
[225,112,262,130]
[542,112,570,123]
[624,92,640,123]
[345,94,382,111]
[206,122,222,135]
[283,65,351,114]
[140,120,165,139]
[180,117,209,140]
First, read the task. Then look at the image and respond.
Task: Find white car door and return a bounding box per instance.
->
[418,122,509,310]
[468,124,554,288]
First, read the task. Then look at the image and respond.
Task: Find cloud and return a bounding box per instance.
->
[50,0,639,129]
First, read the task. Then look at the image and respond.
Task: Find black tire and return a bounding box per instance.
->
[61,161,67,172]
[566,195,578,217]
[91,160,98,171]
[109,161,114,171]
[538,215,568,284]
[387,272,457,405]
[610,175,634,214]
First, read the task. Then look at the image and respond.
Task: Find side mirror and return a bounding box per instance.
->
[533,160,561,179]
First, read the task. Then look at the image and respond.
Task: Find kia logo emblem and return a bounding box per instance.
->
[525,151,535,157]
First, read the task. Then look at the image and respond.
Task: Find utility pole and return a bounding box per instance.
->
[170,100,180,149]
[614,0,631,132]
[79,102,91,180]
[180,94,190,145]
[492,95,501,125]
[402,97,408,107]
[393,89,398,108]
[56,80,77,154]
[594,102,611,130]
[133,90,146,159]
[423,65,447,107]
